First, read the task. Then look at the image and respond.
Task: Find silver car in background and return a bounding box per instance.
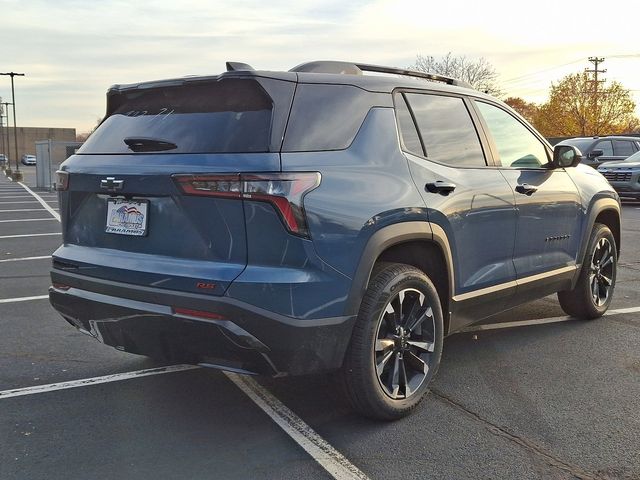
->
[20,154,36,165]
[598,150,640,199]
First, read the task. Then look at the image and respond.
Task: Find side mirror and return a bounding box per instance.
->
[552,145,582,168]
[588,149,604,159]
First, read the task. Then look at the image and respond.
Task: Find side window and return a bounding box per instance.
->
[613,140,635,156]
[404,93,486,167]
[595,140,613,156]
[395,94,424,156]
[475,101,549,168]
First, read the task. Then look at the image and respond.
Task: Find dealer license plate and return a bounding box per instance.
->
[105,199,149,236]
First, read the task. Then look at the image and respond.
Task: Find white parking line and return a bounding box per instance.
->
[0,201,40,204]
[225,372,370,480]
[0,255,51,263]
[0,358,369,480]
[18,182,60,221]
[0,208,47,213]
[0,232,61,239]
[0,195,33,198]
[0,294,49,304]
[0,218,58,223]
[0,365,201,399]
[461,306,640,332]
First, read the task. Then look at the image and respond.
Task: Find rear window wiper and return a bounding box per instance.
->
[124,137,178,152]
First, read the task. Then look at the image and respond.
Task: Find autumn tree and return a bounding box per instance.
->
[533,72,639,137]
[410,53,502,96]
[504,97,539,124]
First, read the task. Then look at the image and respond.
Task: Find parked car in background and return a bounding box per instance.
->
[0,154,8,167]
[556,136,640,168]
[598,149,640,199]
[21,154,36,165]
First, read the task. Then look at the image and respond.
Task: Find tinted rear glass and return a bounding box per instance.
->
[614,140,635,156]
[395,94,424,156]
[558,138,593,152]
[79,79,273,154]
[406,93,486,167]
[283,84,385,152]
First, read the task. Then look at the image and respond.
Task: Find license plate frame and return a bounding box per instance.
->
[105,198,149,236]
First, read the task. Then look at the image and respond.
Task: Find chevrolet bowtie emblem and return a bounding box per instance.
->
[100,177,124,191]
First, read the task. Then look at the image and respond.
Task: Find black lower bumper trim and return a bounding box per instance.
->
[49,273,355,377]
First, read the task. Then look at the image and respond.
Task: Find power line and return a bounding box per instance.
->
[501,57,585,84]
[607,53,640,59]
[501,53,639,86]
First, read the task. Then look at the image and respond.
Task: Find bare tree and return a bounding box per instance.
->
[76,116,103,142]
[410,53,503,96]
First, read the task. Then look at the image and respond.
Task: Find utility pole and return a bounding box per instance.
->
[0,111,5,165]
[1,101,13,170]
[0,99,4,162]
[0,72,25,179]
[585,57,606,135]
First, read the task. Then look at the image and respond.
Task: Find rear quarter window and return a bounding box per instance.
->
[282,84,387,152]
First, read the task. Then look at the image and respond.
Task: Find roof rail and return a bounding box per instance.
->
[289,60,472,89]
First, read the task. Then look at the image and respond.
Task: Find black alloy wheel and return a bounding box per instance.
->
[558,223,617,319]
[342,263,444,420]
[374,288,435,400]
[589,237,614,307]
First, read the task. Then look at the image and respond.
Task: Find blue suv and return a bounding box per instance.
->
[50,61,621,419]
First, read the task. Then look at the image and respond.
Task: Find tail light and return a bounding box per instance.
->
[173,172,321,238]
[55,170,69,191]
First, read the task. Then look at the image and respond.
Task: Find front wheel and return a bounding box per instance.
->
[558,223,617,319]
[341,263,444,420]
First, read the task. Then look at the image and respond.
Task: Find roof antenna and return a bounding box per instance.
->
[226,62,255,72]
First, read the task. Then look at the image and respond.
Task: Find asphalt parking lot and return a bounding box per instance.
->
[1,166,639,480]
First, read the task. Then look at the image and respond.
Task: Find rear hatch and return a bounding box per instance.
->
[54,73,296,296]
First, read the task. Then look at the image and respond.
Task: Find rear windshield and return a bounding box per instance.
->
[79,79,273,154]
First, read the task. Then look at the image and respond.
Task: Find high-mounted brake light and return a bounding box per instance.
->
[55,170,69,191]
[173,172,321,238]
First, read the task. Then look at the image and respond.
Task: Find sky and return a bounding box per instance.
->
[1,0,639,134]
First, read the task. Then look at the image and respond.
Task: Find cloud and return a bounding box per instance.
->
[1,0,639,131]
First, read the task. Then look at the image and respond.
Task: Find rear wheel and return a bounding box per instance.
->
[342,263,444,420]
[558,223,617,319]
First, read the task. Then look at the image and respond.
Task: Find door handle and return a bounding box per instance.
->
[515,183,538,196]
[425,181,456,195]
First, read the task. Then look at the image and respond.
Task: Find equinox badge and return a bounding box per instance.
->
[100,177,124,192]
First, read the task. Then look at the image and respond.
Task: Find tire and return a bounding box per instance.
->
[558,223,617,319]
[341,263,444,420]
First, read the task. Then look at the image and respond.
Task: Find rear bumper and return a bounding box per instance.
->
[49,270,355,377]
